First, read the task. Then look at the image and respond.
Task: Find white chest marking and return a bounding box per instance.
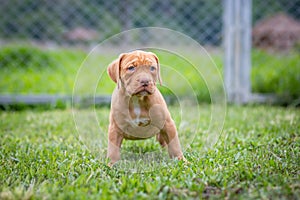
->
[132,97,141,119]
[130,96,150,127]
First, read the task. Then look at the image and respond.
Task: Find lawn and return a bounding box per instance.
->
[0,105,299,199]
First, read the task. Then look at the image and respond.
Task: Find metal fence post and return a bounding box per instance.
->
[224,0,252,104]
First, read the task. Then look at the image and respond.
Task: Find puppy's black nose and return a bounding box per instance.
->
[140,79,149,87]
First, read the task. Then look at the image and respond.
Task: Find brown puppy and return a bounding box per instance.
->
[107,50,185,166]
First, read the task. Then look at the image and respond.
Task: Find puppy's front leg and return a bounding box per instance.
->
[107,125,123,166]
[160,119,185,160]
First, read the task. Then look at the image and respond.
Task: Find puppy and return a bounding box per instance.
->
[107,50,185,166]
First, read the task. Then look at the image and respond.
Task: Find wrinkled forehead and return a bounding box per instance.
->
[121,52,157,67]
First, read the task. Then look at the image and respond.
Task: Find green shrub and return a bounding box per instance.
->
[0,45,56,69]
[252,49,300,102]
[0,46,299,104]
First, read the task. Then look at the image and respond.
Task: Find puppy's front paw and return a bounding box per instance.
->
[178,155,190,164]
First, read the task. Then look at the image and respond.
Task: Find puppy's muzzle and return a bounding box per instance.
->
[140,78,150,87]
[133,74,154,96]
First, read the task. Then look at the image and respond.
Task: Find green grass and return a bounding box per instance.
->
[0,47,88,94]
[0,105,299,199]
[0,46,221,101]
[1,45,299,103]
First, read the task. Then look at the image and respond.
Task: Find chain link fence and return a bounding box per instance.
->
[0,0,222,47]
[0,0,299,104]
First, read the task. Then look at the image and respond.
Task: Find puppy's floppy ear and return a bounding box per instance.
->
[149,52,162,85]
[107,53,126,88]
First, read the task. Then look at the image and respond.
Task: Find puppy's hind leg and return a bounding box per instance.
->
[160,120,185,161]
[156,133,167,148]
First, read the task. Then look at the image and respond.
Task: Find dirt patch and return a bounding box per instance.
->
[252,13,300,51]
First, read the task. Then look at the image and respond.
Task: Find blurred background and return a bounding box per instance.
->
[0,0,299,107]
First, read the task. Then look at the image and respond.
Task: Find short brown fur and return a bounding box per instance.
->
[106,50,185,166]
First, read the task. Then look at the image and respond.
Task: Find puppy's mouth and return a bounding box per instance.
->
[134,87,153,96]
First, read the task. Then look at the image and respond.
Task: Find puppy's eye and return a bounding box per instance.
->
[150,66,156,71]
[128,66,135,71]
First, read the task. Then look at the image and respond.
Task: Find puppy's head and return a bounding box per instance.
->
[107,50,162,96]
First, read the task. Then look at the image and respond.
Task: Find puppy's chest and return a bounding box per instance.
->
[129,97,151,127]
